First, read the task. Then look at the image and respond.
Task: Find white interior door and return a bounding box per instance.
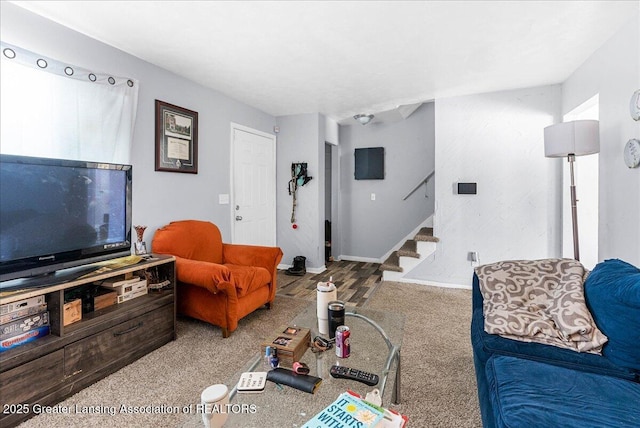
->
[231,124,276,246]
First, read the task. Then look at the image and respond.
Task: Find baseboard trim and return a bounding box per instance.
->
[277,264,326,274]
[385,277,471,290]
[339,255,382,264]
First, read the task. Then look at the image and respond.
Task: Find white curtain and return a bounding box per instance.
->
[0,42,138,164]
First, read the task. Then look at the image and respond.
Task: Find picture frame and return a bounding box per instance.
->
[155,100,198,173]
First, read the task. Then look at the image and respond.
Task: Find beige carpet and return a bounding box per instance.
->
[17,282,481,428]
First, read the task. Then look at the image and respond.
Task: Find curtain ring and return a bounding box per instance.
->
[3,48,16,59]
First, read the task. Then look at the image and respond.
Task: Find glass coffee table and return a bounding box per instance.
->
[183,303,404,427]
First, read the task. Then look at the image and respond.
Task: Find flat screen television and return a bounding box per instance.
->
[0,154,132,288]
[355,147,384,180]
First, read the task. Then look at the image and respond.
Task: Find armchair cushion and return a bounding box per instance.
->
[225,264,271,297]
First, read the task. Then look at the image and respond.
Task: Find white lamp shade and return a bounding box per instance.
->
[544,120,600,158]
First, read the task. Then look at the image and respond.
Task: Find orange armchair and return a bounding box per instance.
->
[152,220,283,337]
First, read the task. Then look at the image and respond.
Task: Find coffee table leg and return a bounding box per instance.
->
[392,349,401,404]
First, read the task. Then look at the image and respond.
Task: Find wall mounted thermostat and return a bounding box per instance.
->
[457,182,477,194]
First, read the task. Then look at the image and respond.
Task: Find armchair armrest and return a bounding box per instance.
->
[174,256,233,294]
[222,244,283,273]
[222,244,283,302]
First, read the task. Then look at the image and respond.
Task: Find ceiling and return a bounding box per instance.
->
[11,1,639,124]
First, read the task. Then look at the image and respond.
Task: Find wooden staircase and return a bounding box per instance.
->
[381,227,439,281]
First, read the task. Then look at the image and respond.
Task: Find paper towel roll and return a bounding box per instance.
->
[317,282,337,335]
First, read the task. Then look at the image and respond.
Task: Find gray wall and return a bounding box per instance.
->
[275,114,326,270]
[407,85,563,285]
[338,103,436,260]
[1,3,276,245]
[562,12,640,266]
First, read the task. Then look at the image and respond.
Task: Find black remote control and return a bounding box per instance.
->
[330,365,379,386]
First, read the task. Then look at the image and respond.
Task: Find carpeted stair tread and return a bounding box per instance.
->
[415,227,440,242]
[380,252,403,272]
[397,240,420,258]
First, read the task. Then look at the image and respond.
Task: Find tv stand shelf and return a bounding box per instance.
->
[0,254,176,428]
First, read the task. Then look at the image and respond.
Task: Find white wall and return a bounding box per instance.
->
[0,3,276,246]
[338,103,436,260]
[562,12,640,266]
[408,85,563,285]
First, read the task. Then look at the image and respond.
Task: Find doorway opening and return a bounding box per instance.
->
[325,143,333,263]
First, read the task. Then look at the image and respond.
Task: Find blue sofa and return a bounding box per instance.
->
[471,259,640,428]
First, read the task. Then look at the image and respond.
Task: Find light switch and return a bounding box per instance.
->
[218,194,230,204]
[371,193,376,201]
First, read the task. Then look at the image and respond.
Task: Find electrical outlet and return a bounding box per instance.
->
[469,251,479,267]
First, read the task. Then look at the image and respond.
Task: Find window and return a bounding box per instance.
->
[0,42,138,163]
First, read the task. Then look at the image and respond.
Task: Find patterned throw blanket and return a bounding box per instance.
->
[475,259,608,354]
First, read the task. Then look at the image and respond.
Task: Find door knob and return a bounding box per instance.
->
[235,216,243,221]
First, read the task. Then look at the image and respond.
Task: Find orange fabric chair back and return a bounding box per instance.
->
[152,220,224,264]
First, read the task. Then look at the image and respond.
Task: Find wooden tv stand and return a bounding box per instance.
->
[0,255,176,428]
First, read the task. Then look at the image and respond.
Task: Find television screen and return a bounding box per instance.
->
[0,155,132,285]
[355,147,384,180]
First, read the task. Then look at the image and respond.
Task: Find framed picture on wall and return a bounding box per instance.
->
[155,100,198,173]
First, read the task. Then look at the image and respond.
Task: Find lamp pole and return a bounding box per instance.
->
[568,154,580,261]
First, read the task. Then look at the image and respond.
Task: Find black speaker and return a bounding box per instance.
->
[457,182,477,195]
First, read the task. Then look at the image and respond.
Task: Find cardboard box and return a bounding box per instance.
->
[104,278,148,296]
[0,295,46,316]
[0,311,49,340]
[0,325,50,352]
[63,299,82,326]
[117,287,148,304]
[94,288,117,311]
[0,303,48,325]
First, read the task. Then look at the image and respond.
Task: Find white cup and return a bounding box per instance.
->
[201,384,229,428]
[317,281,337,335]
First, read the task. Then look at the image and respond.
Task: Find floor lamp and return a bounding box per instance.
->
[544,120,599,261]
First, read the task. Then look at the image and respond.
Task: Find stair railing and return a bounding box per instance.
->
[402,170,435,200]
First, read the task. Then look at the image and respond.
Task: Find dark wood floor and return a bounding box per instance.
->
[276,260,382,307]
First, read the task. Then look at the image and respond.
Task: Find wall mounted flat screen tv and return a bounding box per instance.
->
[355,147,384,180]
[0,154,132,288]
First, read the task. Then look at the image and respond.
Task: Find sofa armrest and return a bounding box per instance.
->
[472,273,483,312]
[174,256,233,294]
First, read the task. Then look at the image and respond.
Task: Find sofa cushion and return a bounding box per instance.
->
[472,308,636,381]
[585,259,640,372]
[225,264,271,297]
[486,355,640,428]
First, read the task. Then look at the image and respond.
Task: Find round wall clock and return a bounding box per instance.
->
[624,139,640,168]
[631,90,640,121]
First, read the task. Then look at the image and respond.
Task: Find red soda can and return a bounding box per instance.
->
[335,325,350,358]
